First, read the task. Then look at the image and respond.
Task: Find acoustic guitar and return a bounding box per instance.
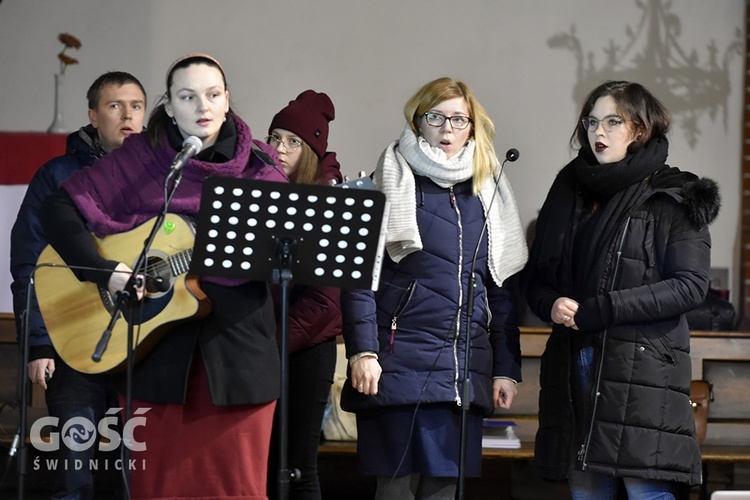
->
[34,214,211,374]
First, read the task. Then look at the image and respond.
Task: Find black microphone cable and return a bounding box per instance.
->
[388,311,460,483]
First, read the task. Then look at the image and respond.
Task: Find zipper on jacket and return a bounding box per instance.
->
[484,292,492,335]
[453,190,464,405]
[579,217,631,471]
[655,336,676,364]
[389,279,417,353]
[644,218,655,268]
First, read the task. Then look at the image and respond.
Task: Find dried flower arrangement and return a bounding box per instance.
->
[57,33,81,74]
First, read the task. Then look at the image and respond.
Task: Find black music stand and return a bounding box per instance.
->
[191,177,387,500]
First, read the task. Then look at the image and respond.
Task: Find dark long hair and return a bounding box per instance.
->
[571,80,671,155]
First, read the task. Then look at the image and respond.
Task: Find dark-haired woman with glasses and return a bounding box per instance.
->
[524,80,720,499]
[265,89,343,500]
[340,77,527,499]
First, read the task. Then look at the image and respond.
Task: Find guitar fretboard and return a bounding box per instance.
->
[169,249,193,275]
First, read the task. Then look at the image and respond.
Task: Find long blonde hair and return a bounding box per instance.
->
[403,77,497,194]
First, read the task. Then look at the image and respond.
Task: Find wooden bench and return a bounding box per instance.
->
[319,439,535,460]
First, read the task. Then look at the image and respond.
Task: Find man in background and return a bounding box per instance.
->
[10,71,146,499]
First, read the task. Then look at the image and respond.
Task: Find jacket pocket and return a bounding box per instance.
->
[388,278,417,353]
[639,334,676,365]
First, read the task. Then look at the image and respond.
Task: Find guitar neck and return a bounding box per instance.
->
[168,248,193,276]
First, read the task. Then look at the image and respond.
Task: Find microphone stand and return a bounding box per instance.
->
[456,152,514,500]
[91,165,184,362]
[15,145,192,499]
[18,262,139,500]
[16,299,31,500]
[274,237,300,500]
[88,165,185,498]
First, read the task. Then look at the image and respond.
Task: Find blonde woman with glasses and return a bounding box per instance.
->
[341,77,527,499]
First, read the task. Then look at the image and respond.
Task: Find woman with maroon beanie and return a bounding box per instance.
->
[265,89,343,500]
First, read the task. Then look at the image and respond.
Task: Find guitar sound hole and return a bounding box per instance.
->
[146,256,173,294]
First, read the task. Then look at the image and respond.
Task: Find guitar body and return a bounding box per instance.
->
[35,214,211,374]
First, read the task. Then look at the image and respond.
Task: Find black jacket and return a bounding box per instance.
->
[526,163,720,486]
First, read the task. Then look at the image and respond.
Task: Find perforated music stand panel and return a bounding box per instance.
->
[191,177,387,290]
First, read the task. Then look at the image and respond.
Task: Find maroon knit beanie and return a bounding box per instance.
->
[269,90,335,158]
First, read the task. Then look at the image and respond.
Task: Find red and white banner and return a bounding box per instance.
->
[0,132,68,312]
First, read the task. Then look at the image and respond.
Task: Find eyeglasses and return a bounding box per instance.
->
[422,112,473,130]
[581,115,626,133]
[266,134,303,151]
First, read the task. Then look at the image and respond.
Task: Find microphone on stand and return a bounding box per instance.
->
[457,147,519,500]
[164,135,203,197]
[169,136,203,175]
[471,147,520,262]
[505,147,519,163]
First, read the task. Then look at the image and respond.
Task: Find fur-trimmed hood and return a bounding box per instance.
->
[682,176,721,228]
[651,167,721,230]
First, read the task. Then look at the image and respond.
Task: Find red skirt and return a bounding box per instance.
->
[121,356,276,499]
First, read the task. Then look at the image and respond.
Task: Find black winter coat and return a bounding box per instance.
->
[526,164,720,486]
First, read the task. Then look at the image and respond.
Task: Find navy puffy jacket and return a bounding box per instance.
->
[341,176,522,416]
[10,126,105,358]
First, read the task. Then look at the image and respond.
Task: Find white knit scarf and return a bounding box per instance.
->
[375,125,528,285]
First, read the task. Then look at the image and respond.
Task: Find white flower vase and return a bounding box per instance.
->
[47,73,69,134]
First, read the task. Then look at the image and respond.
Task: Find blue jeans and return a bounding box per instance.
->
[569,347,677,500]
[569,470,677,499]
[572,346,594,402]
[44,358,123,500]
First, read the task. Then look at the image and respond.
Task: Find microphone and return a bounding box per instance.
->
[475,147,520,256]
[169,135,203,175]
[505,148,519,162]
[465,145,522,371]
[465,146,522,330]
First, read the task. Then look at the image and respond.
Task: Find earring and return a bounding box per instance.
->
[171,117,177,125]
[223,116,227,123]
